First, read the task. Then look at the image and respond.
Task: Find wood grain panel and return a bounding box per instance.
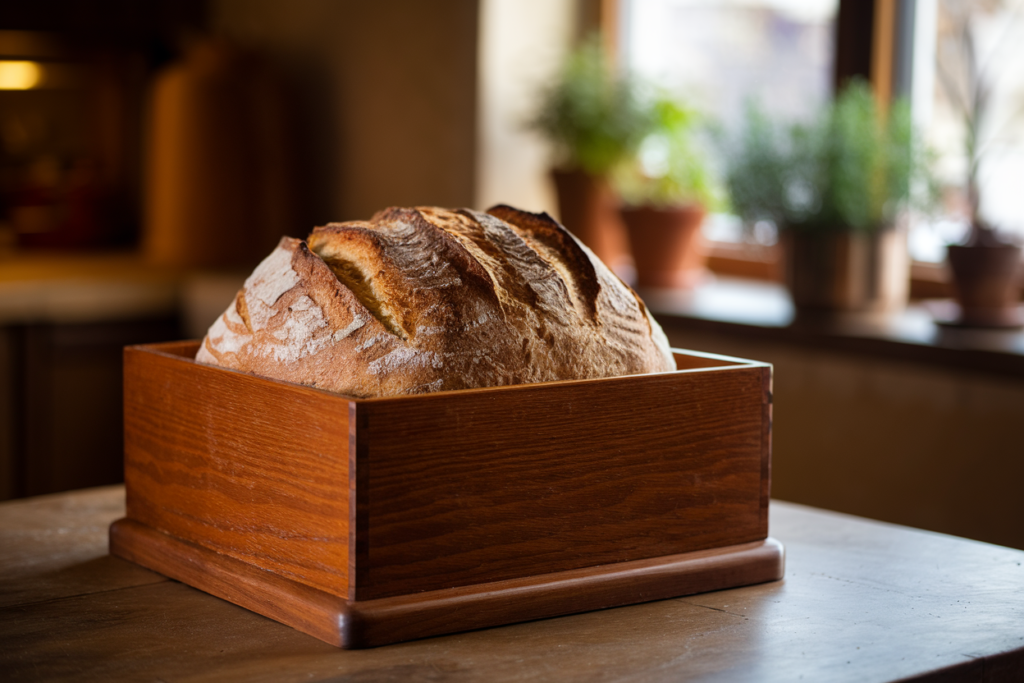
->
[347,537,784,648]
[122,343,351,596]
[110,518,348,647]
[670,349,747,370]
[761,365,773,532]
[356,363,769,599]
[109,515,782,649]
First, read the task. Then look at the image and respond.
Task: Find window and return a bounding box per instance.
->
[621,0,1024,264]
[621,0,839,247]
[623,0,837,127]
[909,0,1024,262]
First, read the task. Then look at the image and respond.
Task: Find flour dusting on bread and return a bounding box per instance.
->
[197,205,675,397]
[247,245,300,307]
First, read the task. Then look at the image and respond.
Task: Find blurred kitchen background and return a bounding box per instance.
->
[2,0,1023,552]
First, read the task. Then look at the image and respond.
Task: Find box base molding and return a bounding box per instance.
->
[110,518,784,648]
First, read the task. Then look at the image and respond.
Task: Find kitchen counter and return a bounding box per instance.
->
[644,276,1024,377]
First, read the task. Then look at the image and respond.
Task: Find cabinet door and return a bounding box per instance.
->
[6,317,179,500]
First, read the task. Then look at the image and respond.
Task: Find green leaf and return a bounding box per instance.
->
[530,37,653,176]
[724,79,934,233]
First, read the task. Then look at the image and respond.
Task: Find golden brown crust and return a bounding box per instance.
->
[197,206,675,397]
[485,204,601,322]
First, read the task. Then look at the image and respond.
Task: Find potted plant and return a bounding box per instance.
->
[936,5,1022,328]
[725,80,923,316]
[531,38,651,277]
[615,94,722,289]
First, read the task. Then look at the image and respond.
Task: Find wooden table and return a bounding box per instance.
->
[2,486,1023,682]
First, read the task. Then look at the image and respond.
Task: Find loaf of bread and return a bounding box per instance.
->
[196,205,675,397]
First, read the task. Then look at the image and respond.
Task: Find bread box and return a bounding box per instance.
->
[110,340,783,648]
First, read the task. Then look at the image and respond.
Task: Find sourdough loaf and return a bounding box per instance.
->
[196,205,675,397]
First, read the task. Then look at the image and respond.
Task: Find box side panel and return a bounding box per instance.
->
[356,366,768,600]
[760,365,773,535]
[123,348,351,596]
[671,350,746,370]
[137,340,202,358]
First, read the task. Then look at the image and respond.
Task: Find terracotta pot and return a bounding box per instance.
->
[946,244,1023,327]
[620,204,706,289]
[551,169,632,278]
[782,227,908,314]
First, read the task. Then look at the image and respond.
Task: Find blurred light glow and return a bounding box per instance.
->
[658,0,836,23]
[625,0,837,132]
[0,60,42,89]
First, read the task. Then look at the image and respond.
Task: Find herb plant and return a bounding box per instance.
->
[726,80,922,233]
[531,38,652,177]
[615,94,722,209]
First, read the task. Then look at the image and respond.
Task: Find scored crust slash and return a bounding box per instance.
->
[196,205,674,397]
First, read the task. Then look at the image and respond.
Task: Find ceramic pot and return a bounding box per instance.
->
[620,204,706,289]
[946,243,1023,327]
[551,169,632,280]
[782,227,909,315]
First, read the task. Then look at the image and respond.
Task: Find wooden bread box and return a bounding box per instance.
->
[110,341,783,648]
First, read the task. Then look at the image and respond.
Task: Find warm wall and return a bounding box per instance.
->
[476,0,575,215]
[210,0,479,226]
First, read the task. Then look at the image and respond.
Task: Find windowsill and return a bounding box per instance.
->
[705,241,1010,301]
[644,275,1024,378]
[705,242,783,282]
